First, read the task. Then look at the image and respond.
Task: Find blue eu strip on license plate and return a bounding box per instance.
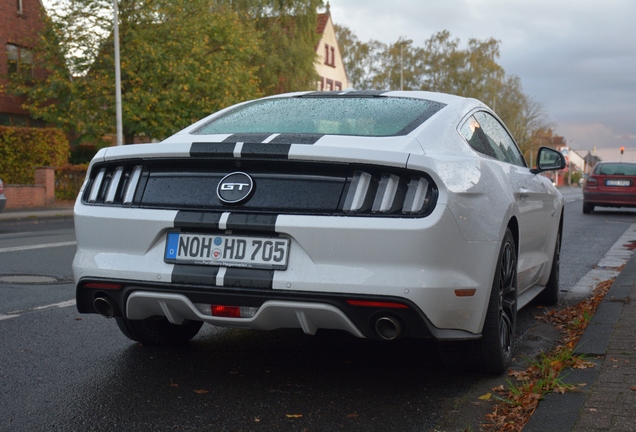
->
[164,232,289,270]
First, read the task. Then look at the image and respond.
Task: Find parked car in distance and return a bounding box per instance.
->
[73,90,566,375]
[582,162,636,213]
[0,179,6,212]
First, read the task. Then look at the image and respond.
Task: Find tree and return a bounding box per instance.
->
[8,0,289,144]
[222,0,323,95]
[334,24,387,90]
[335,27,552,158]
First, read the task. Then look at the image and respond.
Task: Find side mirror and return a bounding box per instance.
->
[530,147,566,174]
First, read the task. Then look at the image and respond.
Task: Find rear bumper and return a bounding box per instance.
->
[583,191,636,207]
[73,202,500,337]
[76,279,481,341]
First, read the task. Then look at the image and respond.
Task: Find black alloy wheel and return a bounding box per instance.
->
[439,228,518,374]
[476,228,517,374]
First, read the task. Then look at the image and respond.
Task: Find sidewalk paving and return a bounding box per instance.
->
[525,251,636,431]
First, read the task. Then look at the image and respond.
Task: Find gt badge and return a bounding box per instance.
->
[217,172,254,204]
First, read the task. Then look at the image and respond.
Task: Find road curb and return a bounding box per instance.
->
[0,207,74,222]
[524,232,636,431]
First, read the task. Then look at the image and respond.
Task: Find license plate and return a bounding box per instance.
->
[165,232,290,270]
[606,179,631,187]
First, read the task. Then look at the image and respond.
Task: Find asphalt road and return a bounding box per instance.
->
[0,191,634,431]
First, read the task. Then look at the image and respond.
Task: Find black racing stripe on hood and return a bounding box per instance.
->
[172,264,220,285]
[223,268,274,289]
[190,142,235,157]
[175,211,222,230]
[268,133,323,144]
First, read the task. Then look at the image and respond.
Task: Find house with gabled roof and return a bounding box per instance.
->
[315,4,348,91]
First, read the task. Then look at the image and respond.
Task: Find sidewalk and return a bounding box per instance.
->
[525,252,636,431]
[0,202,75,222]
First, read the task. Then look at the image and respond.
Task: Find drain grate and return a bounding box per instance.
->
[0,274,74,285]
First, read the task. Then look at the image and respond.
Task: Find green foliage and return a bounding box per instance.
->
[7,0,324,143]
[0,126,69,184]
[55,163,88,201]
[220,0,323,95]
[9,0,264,143]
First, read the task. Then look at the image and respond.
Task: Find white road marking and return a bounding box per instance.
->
[0,241,77,253]
[34,299,76,310]
[0,299,76,321]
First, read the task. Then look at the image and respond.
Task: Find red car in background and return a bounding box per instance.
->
[582,162,636,213]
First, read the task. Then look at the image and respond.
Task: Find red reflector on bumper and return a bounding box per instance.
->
[83,282,123,290]
[211,305,242,318]
[346,300,408,309]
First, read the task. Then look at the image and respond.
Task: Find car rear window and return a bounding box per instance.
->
[193,96,445,137]
[595,163,636,175]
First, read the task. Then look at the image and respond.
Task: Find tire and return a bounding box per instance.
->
[582,202,594,214]
[440,228,517,374]
[536,230,561,306]
[475,228,517,374]
[115,316,203,346]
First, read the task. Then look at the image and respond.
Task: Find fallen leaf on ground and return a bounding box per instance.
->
[286,414,302,419]
[479,393,492,400]
[194,389,209,394]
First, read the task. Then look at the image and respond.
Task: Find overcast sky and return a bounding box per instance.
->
[329,0,636,161]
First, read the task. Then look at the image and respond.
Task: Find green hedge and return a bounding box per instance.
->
[56,164,88,201]
[0,126,69,184]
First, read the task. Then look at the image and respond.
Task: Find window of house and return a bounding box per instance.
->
[335,81,342,91]
[6,44,34,79]
[324,44,336,66]
[325,79,333,91]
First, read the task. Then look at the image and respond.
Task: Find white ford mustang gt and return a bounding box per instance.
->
[73,90,565,374]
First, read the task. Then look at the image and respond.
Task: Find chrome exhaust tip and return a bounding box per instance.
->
[375,316,402,340]
[93,297,117,319]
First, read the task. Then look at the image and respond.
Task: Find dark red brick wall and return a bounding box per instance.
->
[5,166,55,209]
[0,0,47,115]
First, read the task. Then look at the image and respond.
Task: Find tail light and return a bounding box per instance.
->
[343,170,437,216]
[86,164,144,205]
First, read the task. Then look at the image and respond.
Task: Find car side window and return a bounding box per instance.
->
[459,112,525,167]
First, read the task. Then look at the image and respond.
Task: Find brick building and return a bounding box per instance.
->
[0,0,47,127]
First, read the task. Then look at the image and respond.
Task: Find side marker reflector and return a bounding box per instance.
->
[454,289,476,297]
